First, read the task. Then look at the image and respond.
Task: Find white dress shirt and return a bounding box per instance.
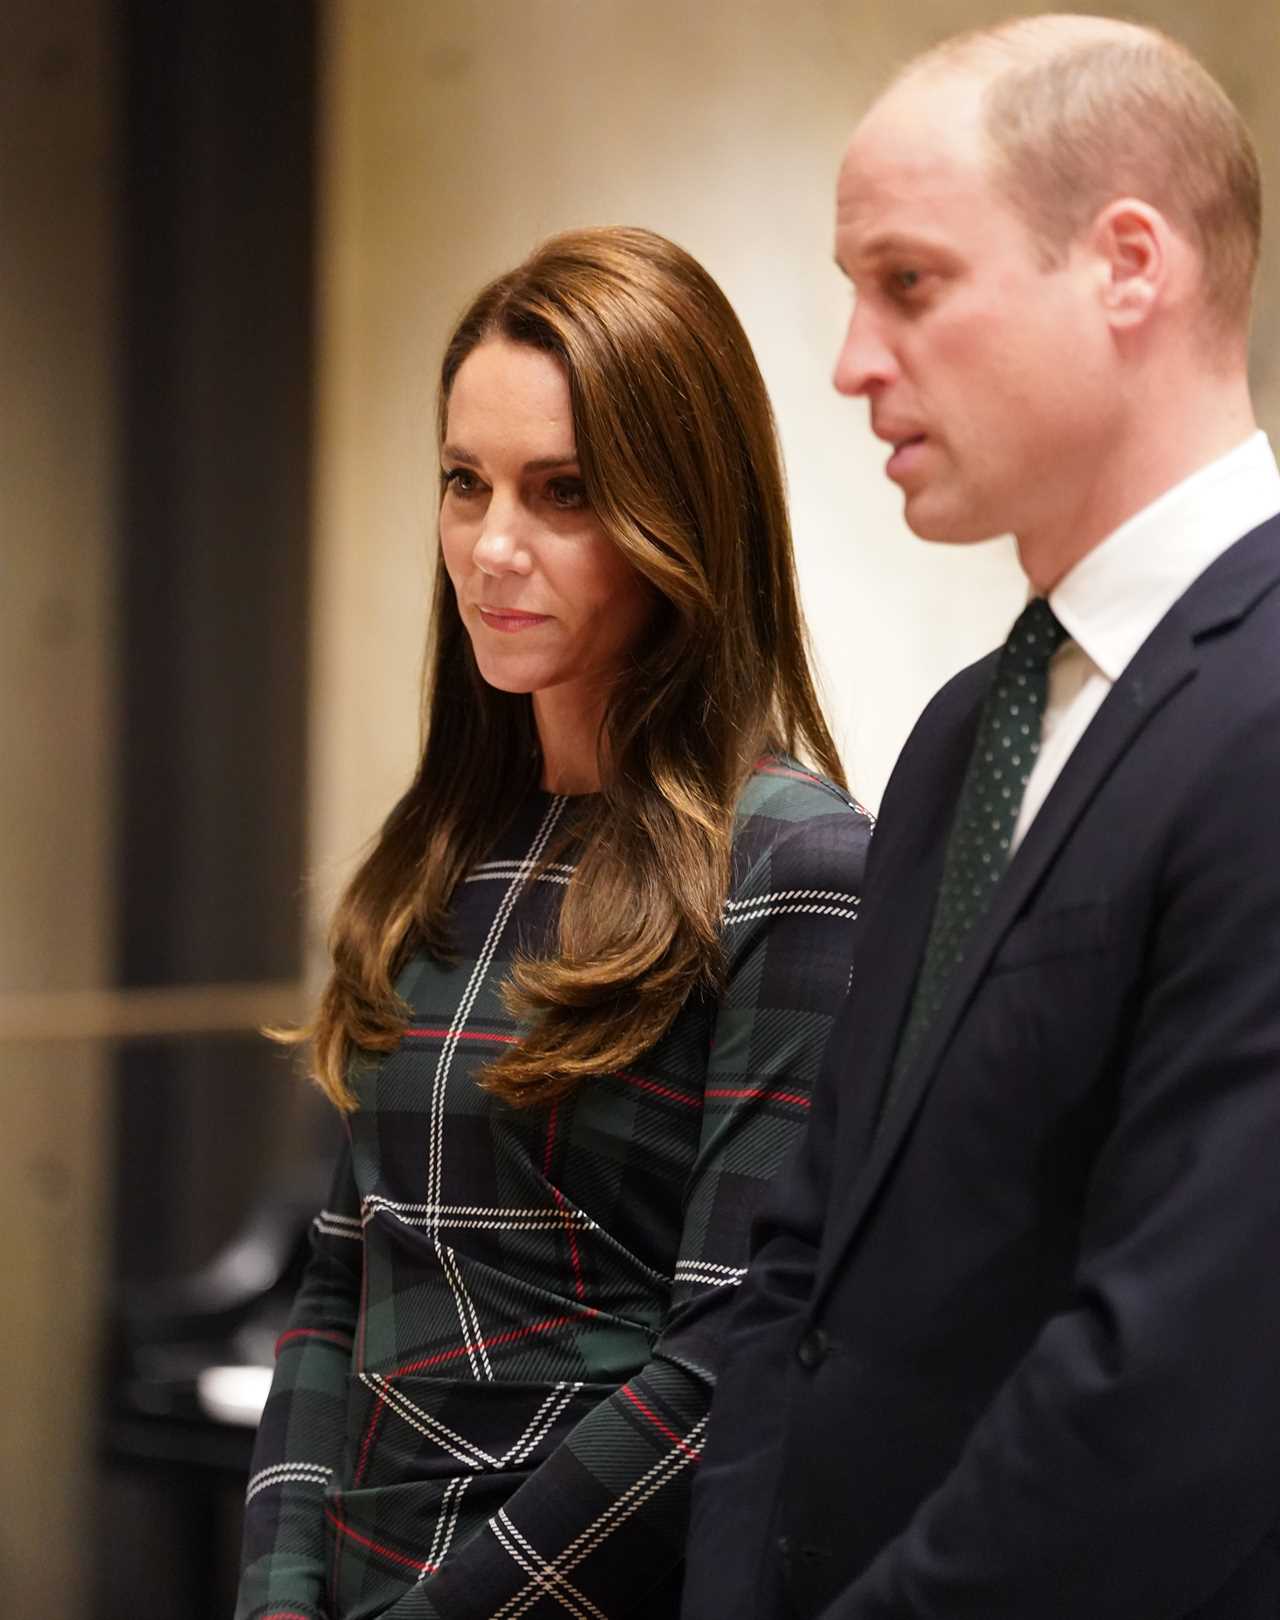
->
[1011,431,1280,852]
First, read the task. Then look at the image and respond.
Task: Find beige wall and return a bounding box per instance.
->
[0,3,1276,1610]
[309,0,1280,932]
[0,0,116,1609]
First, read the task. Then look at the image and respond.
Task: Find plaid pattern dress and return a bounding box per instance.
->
[236,759,870,1620]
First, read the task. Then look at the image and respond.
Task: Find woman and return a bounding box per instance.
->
[236,227,869,1620]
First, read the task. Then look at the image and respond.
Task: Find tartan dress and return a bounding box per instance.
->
[236,759,870,1620]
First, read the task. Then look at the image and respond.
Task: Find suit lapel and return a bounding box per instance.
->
[831,663,990,1168]
[814,514,1280,1309]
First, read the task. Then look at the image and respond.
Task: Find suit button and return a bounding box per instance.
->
[796,1326,829,1368]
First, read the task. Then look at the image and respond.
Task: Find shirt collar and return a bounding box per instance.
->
[1047,431,1280,681]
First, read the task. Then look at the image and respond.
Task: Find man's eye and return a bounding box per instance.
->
[546,477,589,510]
[891,268,922,294]
[442,467,483,497]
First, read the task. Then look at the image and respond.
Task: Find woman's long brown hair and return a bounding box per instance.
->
[295,227,844,1110]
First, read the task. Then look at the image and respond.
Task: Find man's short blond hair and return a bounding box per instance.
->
[905,16,1261,331]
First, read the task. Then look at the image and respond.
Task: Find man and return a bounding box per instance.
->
[683,15,1280,1619]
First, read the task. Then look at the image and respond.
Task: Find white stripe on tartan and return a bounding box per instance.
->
[723,902,860,925]
[467,859,576,878]
[363,1195,598,1231]
[675,1268,746,1289]
[491,1417,708,1620]
[491,1511,609,1620]
[362,1372,497,1471]
[674,1260,747,1284]
[439,1241,493,1381]
[424,1474,471,1578]
[395,1216,598,1235]
[426,794,568,1380]
[465,869,572,887]
[440,1474,471,1567]
[722,888,860,911]
[244,1462,331,1503]
[500,1382,584,1468]
[674,1259,746,1278]
[313,1216,363,1241]
[364,1212,597,1236]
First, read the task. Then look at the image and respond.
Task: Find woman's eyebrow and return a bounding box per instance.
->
[441,444,580,473]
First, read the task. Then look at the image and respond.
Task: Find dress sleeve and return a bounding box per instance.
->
[235,1136,363,1620]
[380,791,870,1620]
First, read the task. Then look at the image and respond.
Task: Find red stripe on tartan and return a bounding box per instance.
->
[705,1086,811,1108]
[753,759,822,785]
[544,1104,585,1300]
[324,1507,438,1575]
[329,1491,346,1603]
[621,1385,699,1458]
[404,1027,519,1044]
[275,1327,353,1356]
[553,1186,586,1302]
[387,1311,599,1378]
[614,1070,701,1108]
[407,1035,700,1109]
[408,1033,703,1113]
[353,1393,386,1489]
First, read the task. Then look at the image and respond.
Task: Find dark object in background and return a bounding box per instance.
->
[102,1161,327,1620]
[102,1153,324,1620]
[98,3,319,1616]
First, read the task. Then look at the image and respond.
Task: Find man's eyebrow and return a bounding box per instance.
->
[441,444,580,473]
[835,234,959,282]
[857,232,940,261]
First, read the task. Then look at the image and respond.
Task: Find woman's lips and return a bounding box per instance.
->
[477,607,551,633]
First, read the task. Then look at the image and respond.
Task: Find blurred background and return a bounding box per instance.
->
[3,1,1277,1614]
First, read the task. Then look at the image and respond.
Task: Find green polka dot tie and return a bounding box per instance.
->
[881,597,1069,1119]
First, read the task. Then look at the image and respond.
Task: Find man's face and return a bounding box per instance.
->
[834,71,1115,553]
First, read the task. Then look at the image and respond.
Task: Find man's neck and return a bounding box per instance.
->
[1017,376,1257,595]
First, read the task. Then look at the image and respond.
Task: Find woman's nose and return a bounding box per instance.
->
[471,499,531,577]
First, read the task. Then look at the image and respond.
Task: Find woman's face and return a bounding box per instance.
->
[439,339,653,708]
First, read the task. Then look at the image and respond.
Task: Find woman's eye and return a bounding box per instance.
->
[442,467,483,497]
[546,476,589,510]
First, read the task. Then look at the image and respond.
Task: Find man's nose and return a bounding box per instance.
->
[832,302,897,397]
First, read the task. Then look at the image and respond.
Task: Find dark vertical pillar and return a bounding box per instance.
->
[114,0,318,1286]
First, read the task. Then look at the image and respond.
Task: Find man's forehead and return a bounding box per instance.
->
[847,69,987,170]
[837,80,990,228]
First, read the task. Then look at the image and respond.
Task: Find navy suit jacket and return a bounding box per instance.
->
[683,515,1280,1620]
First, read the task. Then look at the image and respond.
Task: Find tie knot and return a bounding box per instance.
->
[1003,597,1068,674]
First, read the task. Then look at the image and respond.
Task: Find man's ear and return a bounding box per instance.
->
[1088,198,1170,329]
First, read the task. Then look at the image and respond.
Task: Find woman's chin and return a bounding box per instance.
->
[470,654,550,696]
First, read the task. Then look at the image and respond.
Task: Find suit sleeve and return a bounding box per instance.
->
[827,701,1280,1619]
[379,797,868,1620]
[235,1137,362,1620]
[680,990,855,1620]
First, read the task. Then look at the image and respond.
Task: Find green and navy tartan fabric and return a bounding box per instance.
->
[236,759,870,1620]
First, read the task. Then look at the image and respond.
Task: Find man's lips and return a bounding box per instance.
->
[476,607,551,633]
[881,432,928,480]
